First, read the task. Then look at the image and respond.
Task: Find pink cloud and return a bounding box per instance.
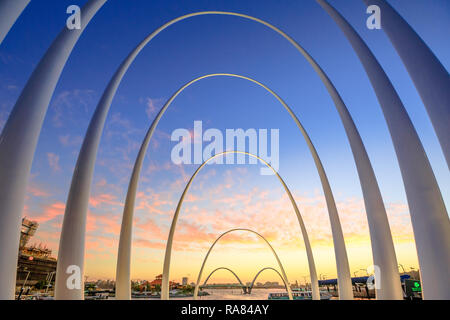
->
[133,238,166,249]
[27,185,51,198]
[31,202,65,223]
[144,98,160,119]
[89,193,123,208]
[135,218,166,239]
[59,134,82,147]
[47,153,61,172]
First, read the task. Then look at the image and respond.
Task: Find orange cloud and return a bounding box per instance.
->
[31,202,65,223]
[89,193,123,208]
[27,185,51,198]
[133,238,166,249]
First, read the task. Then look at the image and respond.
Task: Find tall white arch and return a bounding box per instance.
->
[0,0,106,300]
[201,267,245,289]
[61,11,400,300]
[0,0,30,45]
[192,228,293,300]
[248,267,289,294]
[363,0,450,167]
[115,73,351,300]
[318,0,449,300]
[161,151,319,300]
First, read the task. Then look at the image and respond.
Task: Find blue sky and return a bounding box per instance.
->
[0,0,448,281]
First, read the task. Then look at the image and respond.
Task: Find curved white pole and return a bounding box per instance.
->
[0,0,106,300]
[116,73,350,300]
[0,0,30,45]
[116,73,353,300]
[161,152,318,300]
[201,267,245,288]
[69,11,393,301]
[68,9,414,301]
[318,0,450,300]
[248,267,289,294]
[363,0,450,167]
[192,228,293,300]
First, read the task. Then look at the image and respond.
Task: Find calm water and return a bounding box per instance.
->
[176,288,287,300]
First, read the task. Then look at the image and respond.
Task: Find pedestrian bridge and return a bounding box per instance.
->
[198,266,289,295]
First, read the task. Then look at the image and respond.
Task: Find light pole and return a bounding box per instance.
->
[18,268,30,300]
[303,276,309,289]
[45,271,55,294]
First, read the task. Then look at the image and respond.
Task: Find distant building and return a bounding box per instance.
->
[149,274,177,289]
[20,218,38,250]
[263,281,280,288]
[182,277,188,286]
[16,218,57,290]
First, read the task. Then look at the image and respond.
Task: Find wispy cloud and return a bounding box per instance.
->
[30,202,65,223]
[89,193,123,208]
[51,89,95,127]
[140,97,164,120]
[47,152,61,172]
[59,134,83,147]
[27,185,51,198]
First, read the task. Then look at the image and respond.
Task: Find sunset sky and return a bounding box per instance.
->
[0,0,449,285]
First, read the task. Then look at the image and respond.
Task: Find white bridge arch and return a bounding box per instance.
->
[160,152,305,300]
[115,73,350,300]
[193,229,292,300]
[0,1,446,300]
[56,10,398,300]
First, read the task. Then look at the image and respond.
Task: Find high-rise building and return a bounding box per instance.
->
[16,218,57,291]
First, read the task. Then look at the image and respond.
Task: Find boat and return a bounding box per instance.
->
[268,290,332,300]
[84,292,109,300]
[27,293,54,300]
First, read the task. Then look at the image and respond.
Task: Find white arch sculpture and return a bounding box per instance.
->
[248,267,289,295]
[363,0,450,167]
[0,2,444,301]
[192,228,293,300]
[115,73,351,300]
[0,0,30,45]
[0,0,106,300]
[161,152,315,299]
[318,0,450,300]
[201,267,245,290]
[60,11,402,300]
